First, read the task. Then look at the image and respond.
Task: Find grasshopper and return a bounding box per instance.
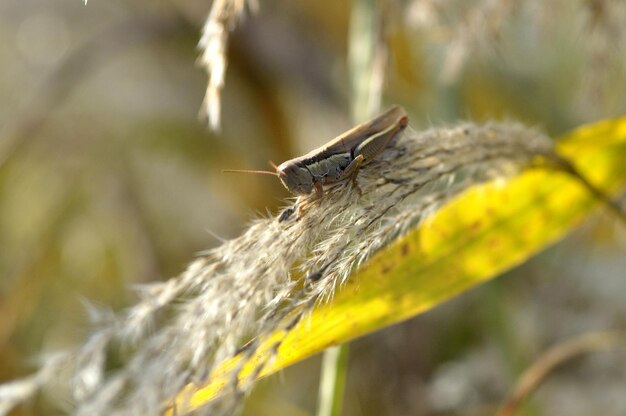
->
[226,106,409,200]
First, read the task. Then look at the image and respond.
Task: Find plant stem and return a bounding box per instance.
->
[315,344,350,416]
[316,0,385,415]
[348,0,383,122]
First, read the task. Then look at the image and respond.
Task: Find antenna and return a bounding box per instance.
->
[222,169,278,176]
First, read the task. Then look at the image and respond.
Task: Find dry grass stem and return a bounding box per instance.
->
[0,121,557,415]
[198,0,256,130]
[497,330,626,416]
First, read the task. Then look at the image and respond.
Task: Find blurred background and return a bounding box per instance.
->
[1,0,626,415]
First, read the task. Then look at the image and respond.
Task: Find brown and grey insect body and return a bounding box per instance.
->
[276,105,409,197]
[225,106,409,199]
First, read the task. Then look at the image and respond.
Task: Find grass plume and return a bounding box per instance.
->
[198,0,256,130]
[0,121,556,415]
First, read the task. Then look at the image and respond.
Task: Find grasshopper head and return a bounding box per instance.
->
[277,162,314,195]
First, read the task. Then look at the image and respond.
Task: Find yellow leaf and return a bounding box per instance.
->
[168,117,626,414]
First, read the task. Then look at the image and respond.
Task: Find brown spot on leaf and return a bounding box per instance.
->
[380,262,393,274]
[488,236,502,248]
[469,220,482,233]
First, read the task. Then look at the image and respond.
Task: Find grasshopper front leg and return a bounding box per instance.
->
[294,179,324,219]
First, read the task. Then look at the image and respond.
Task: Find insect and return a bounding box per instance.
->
[226,105,409,199]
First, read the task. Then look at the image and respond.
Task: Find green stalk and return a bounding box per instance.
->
[315,345,350,416]
[316,0,384,415]
[348,0,382,122]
